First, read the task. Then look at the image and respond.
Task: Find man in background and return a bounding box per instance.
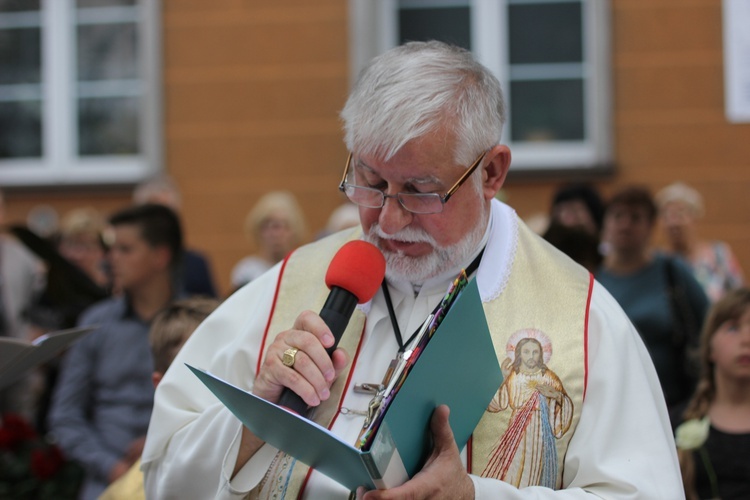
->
[134,175,218,298]
[49,203,184,500]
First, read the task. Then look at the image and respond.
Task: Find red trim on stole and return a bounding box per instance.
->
[255,252,293,375]
[583,273,594,400]
[467,436,473,473]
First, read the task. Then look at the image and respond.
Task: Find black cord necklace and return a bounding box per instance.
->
[381,248,485,353]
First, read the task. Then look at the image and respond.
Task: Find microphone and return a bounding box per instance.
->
[277,240,386,416]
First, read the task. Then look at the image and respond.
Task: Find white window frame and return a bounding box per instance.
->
[0,0,162,187]
[348,0,612,173]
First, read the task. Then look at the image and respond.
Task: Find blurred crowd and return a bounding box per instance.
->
[0,177,747,499]
[540,181,748,499]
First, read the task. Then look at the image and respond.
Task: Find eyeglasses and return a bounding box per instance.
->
[338,150,487,215]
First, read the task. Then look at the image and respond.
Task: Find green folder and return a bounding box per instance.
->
[188,278,502,491]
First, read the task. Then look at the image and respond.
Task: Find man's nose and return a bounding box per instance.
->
[378,195,413,235]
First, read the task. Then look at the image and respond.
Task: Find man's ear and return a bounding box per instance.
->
[482,144,511,200]
[153,245,173,272]
[152,371,163,388]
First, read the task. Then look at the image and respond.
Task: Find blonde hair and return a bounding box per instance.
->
[677,287,750,499]
[149,297,220,373]
[656,182,705,218]
[60,207,106,241]
[244,191,306,245]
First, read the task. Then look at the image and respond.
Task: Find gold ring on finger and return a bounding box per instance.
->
[282,347,299,368]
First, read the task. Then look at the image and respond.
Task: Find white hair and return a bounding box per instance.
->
[341,41,506,166]
[656,182,705,218]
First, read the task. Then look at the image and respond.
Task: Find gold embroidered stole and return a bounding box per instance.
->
[470,219,591,489]
[249,230,364,499]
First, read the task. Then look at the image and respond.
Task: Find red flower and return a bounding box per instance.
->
[1,413,84,496]
[0,413,38,450]
[30,445,65,480]
[0,428,14,449]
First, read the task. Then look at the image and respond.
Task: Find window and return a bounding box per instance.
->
[0,0,161,187]
[349,0,612,173]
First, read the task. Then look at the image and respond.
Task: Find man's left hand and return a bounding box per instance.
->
[358,405,474,500]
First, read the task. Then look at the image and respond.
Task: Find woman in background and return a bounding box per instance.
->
[657,182,744,302]
[58,207,111,290]
[597,186,709,410]
[230,191,306,291]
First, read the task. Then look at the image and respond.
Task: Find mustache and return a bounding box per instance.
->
[367,224,437,247]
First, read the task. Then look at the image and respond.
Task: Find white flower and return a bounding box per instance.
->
[675,417,710,450]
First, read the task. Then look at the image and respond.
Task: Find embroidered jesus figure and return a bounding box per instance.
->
[482,330,573,488]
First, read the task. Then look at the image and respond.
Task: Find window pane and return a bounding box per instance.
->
[77,22,138,81]
[76,0,136,7]
[0,0,40,12]
[78,96,139,155]
[0,28,41,84]
[509,2,582,64]
[0,100,41,158]
[510,79,584,142]
[399,7,471,50]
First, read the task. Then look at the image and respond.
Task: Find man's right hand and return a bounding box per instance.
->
[233,310,350,477]
[252,310,350,407]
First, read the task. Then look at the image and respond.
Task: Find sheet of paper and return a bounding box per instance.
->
[0,327,94,390]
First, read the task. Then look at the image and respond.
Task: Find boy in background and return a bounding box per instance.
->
[100,297,220,500]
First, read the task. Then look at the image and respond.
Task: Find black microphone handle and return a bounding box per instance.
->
[276,287,358,416]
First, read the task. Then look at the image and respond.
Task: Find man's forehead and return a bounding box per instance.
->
[112,223,145,240]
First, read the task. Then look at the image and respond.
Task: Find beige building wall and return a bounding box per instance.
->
[5,0,749,297]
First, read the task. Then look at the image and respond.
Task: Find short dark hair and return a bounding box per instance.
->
[109,203,184,272]
[551,183,605,233]
[605,186,657,223]
[543,222,602,271]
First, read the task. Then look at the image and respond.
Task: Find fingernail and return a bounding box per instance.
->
[324,369,335,381]
[321,388,330,400]
[323,333,334,346]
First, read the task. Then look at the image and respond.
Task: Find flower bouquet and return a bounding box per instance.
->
[0,413,83,499]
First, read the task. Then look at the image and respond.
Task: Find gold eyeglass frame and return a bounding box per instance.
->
[337,149,488,214]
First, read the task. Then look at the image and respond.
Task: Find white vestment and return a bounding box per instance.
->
[141,200,683,499]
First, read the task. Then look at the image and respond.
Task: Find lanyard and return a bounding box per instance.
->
[381,248,485,353]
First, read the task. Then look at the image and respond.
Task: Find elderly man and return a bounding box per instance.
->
[142,41,682,499]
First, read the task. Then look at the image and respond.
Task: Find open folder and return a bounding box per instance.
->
[0,326,94,390]
[189,278,502,491]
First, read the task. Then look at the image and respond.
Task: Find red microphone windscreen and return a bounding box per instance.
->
[325,240,386,303]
